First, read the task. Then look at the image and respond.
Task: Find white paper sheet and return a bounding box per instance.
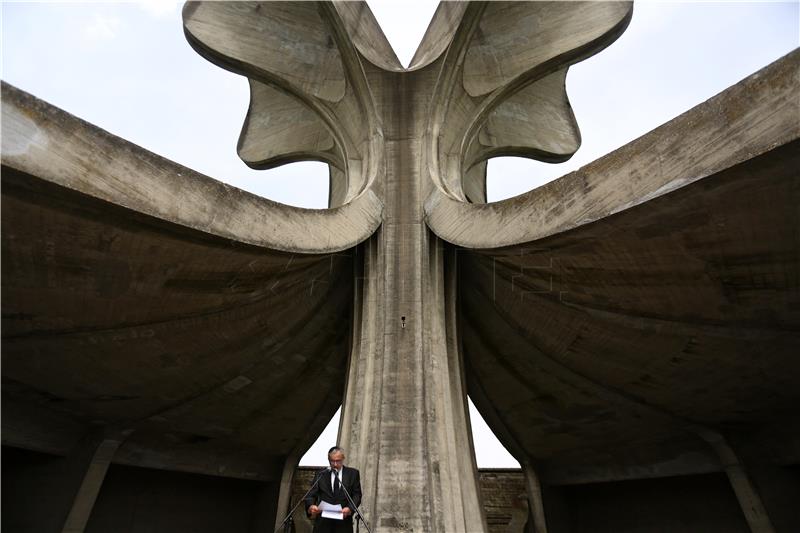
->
[319,501,344,520]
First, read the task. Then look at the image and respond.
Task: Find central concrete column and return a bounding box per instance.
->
[339,70,486,533]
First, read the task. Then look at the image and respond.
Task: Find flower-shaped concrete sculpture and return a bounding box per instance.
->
[181,2,800,532]
[183,2,633,531]
[183,2,632,208]
[2,1,798,532]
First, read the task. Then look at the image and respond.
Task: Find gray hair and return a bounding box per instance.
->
[328,446,345,456]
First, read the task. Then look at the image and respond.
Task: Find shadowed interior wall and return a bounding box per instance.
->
[1,446,274,533]
[84,464,269,533]
[2,448,794,532]
[2,446,80,532]
[748,465,800,532]
[552,473,748,533]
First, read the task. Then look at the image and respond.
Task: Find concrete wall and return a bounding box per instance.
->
[287,466,800,532]
[549,473,749,533]
[290,467,755,533]
[2,446,78,532]
[2,446,275,533]
[85,465,269,533]
[288,468,529,532]
[3,450,797,533]
[290,468,527,532]
[749,465,800,533]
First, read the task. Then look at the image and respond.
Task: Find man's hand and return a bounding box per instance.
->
[309,505,321,517]
[342,507,352,518]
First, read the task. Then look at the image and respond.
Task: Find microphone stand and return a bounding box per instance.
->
[334,470,372,533]
[273,469,325,533]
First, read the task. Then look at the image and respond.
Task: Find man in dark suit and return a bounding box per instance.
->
[305,446,363,533]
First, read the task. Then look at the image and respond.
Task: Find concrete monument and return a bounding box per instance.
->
[2,2,798,532]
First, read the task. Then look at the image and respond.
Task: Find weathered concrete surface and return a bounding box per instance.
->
[457,51,800,471]
[290,467,529,533]
[184,1,386,206]
[2,78,373,530]
[2,84,383,253]
[183,2,632,531]
[458,52,800,530]
[4,1,798,532]
[426,49,800,248]
[289,466,764,533]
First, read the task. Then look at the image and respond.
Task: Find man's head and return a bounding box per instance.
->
[328,446,345,470]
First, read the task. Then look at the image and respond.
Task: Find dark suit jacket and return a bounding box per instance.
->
[304,466,362,517]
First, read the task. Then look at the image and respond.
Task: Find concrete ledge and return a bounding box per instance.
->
[1,82,383,255]
[425,49,799,249]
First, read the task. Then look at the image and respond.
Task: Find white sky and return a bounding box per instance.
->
[2,1,798,467]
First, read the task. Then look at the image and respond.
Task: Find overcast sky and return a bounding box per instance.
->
[3,1,798,467]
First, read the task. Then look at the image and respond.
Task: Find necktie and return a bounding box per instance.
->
[333,470,340,493]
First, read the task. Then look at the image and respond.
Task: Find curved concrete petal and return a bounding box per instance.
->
[424,2,630,202]
[185,1,385,208]
[1,165,352,480]
[332,1,403,72]
[408,2,469,71]
[468,68,580,167]
[460,137,800,481]
[463,1,633,97]
[1,84,366,483]
[426,51,799,249]
[449,52,800,487]
[183,1,346,102]
[332,1,469,73]
[238,79,341,170]
[1,83,383,255]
